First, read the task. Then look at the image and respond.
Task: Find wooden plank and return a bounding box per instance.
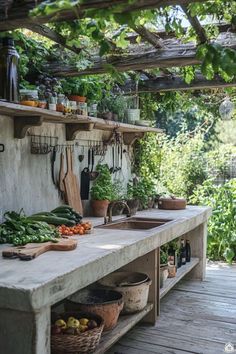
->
[94,303,153,354]
[160,257,199,298]
[121,75,236,94]
[0,101,162,135]
[109,264,236,354]
[48,39,236,76]
[0,0,207,31]
[181,5,207,43]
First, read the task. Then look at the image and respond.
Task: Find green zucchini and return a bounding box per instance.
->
[52,213,76,220]
[51,205,74,213]
[27,215,76,226]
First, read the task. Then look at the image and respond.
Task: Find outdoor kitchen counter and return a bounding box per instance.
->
[0,206,211,354]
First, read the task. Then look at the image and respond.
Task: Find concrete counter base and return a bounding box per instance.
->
[0,206,211,354]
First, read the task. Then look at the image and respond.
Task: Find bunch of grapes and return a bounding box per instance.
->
[36,75,62,101]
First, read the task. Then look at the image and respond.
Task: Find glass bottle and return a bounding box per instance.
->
[180,239,186,265]
[186,240,191,262]
[0,37,19,102]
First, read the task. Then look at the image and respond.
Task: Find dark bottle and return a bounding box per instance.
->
[0,37,19,102]
[168,245,175,266]
[186,239,191,262]
[180,239,186,265]
[168,245,178,268]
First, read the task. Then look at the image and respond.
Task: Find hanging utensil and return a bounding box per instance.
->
[109,145,115,173]
[80,147,91,200]
[51,146,57,186]
[58,152,66,200]
[78,146,84,162]
[89,147,99,180]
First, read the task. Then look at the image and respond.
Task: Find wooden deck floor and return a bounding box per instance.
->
[108,263,236,354]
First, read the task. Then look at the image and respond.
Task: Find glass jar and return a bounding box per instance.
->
[19,89,39,107]
[78,102,88,116]
[56,94,65,113]
[69,100,77,114]
[88,103,98,117]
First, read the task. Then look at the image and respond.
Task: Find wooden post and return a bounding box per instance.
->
[119,249,158,325]
[0,305,50,354]
[183,222,207,281]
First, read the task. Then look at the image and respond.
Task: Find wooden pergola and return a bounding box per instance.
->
[0,0,236,92]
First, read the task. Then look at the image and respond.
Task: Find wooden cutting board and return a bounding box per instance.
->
[64,148,83,215]
[2,239,77,261]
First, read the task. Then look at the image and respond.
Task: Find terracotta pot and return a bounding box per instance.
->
[68,95,86,103]
[158,197,187,210]
[66,289,124,331]
[91,200,109,217]
[127,199,139,215]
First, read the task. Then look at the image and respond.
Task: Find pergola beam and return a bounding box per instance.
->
[127,24,234,43]
[121,74,236,93]
[181,5,207,43]
[48,40,236,77]
[25,24,82,54]
[131,26,163,48]
[0,0,207,31]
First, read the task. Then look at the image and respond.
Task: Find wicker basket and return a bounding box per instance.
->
[51,312,104,354]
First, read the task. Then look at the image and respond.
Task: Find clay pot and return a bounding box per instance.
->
[68,95,86,103]
[127,199,139,216]
[91,200,109,217]
[99,272,152,314]
[66,289,124,331]
[158,197,187,210]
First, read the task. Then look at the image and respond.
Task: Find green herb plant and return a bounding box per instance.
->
[90,164,114,201]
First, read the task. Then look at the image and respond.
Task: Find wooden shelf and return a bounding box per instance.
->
[160,257,199,299]
[94,303,153,354]
[0,101,162,141]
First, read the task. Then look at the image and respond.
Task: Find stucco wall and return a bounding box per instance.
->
[0,115,132,221]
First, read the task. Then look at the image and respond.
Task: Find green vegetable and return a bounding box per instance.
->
[27,215,76,226]
[0,210,60,246]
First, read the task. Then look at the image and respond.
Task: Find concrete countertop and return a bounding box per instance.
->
[0,206,211,312]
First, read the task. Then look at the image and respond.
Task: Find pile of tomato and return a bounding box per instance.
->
[58,222,92,236]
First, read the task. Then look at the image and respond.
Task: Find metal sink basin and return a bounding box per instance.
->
[96,217,173,231]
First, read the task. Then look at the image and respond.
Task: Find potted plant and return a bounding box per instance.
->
[112,95,128,122]
[126,95,140,124]
[110,180,126,216]
[160,246,169,288]
[90,164,113,217]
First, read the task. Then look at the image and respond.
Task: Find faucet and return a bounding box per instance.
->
[104,201,131,224]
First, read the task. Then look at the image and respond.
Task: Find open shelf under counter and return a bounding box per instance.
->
[0,101,162,141]
[160,257,199,299]
[94,303,153,354]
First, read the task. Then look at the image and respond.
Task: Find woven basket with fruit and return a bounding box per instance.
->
[51,311,104,353]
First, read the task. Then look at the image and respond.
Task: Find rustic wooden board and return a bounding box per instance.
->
[64,148,83,215]
[109,263,236,354]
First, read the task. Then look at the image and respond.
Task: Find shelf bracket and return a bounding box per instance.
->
[123,132,145,145]
[65,123,95,141]
[14,116,43,139]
